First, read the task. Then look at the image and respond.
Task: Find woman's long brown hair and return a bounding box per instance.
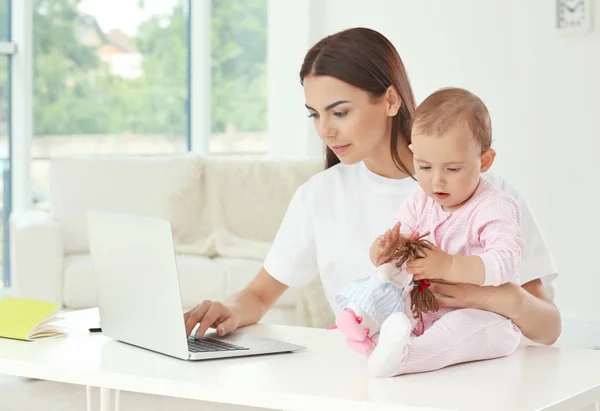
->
[299,28,416,173]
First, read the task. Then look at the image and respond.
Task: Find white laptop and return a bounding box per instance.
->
[86,210,305,361]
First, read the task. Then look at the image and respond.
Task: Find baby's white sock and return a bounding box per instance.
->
[368,312,412,377]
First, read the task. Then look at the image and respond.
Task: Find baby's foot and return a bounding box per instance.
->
[368,312,412,377]
[335,307,370,341]
[346,336,376,356]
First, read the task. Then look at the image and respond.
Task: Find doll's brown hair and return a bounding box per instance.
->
[391,233,439,322]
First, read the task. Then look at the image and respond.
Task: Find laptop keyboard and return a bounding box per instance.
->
[187,337,249,353]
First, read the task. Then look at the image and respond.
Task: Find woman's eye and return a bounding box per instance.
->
[333,111,348,118]
[419,166,431,170]
[307,112,318,118]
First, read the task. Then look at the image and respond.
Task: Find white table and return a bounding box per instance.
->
[1,309,600,411]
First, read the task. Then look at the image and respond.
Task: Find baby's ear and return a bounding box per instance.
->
[480,149,496,172]
[408,144,414,153]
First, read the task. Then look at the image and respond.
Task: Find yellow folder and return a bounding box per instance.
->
[0,297,65,341]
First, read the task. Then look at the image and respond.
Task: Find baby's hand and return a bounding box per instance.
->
[369,239,384,266]
[372,223,420,266]
[406,243,453,282]
[371,222,400,266]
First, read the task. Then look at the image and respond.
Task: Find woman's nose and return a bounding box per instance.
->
[316,118,336,140]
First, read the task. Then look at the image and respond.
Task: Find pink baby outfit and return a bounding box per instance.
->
[371,177,524,377]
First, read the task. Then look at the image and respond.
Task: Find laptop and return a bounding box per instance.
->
[86,210,306,361]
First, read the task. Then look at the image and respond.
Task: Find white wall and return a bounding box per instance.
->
[267,0,324,158]
[316,1,600,337]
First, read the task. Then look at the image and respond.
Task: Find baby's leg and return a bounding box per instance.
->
[368,308,521,377]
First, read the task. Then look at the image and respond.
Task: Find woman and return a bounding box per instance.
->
[184,27,561,347]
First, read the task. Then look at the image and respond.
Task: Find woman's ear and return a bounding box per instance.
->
[408,144,414,153]
[385,86,402,117]
[480,149,496,173]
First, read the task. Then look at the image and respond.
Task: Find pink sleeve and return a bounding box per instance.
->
[477,196,523,286]
[394,190,422,236]
[384,190,423,287]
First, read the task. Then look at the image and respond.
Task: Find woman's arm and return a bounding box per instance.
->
[513,279,562,344]
[184,267,288,338]
[225,268,289,326]
[429,279,561,345]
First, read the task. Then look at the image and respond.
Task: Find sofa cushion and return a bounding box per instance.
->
[50,155,215,256]
[63,254,227,310]
[203,157,322,259]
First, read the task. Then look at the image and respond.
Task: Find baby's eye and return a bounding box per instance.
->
[447,168,461,172]
[419,166,431,170]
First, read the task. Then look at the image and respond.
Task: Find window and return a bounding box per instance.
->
[0,56,8,288]
[209,0,267,154]
[2,0,269,288]
[0,0,8,41]
[31,0,190,211]
[0,0,11,288]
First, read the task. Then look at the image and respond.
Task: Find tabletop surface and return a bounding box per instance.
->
[1,309,600,411]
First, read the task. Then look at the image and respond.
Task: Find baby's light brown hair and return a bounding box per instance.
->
[412,87,492,152]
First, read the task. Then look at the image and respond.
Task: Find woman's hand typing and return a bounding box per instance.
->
[184,300,240,339]
[183,267,289,340]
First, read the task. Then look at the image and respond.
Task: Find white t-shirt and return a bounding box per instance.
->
[263,161,558,313]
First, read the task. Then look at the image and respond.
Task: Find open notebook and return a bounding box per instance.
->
[0,297,66,341]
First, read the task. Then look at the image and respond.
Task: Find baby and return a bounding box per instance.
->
[333,87,523,377]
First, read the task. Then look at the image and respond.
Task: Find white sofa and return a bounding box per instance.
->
[9,154,334,327]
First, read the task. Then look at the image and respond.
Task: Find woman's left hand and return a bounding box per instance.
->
[428,280,520,318]
[427,280,477,309]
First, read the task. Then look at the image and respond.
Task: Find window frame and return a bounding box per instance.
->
[0,0,30,288]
